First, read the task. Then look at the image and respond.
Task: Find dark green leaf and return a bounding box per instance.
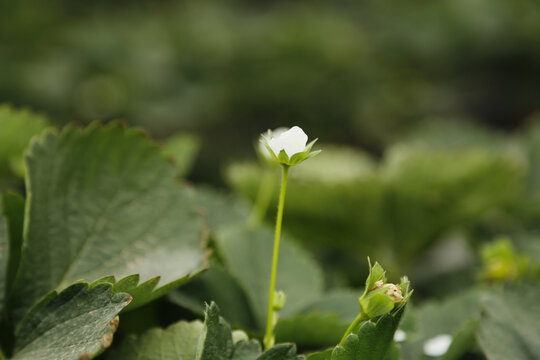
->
[331,308,404,360]
[198,302,235,360]
[9,124,207,324]
[12,281,131,360]
[108,302,300,360]
[256,344,301,360]
[1,193,25,305]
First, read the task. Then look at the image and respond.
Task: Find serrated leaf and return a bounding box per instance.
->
[105,320,203,360]
[214,225,324,330]
[331,308,404,360]
[108,302,300,360]
[12,281,131,360]
[8,124,207,324]
[198,302,235,360]
[477,284,540,360]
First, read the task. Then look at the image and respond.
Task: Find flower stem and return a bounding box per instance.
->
[264,165,289,349]
[249,167,277,226]
[339,311,369,347]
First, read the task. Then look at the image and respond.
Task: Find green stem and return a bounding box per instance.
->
[338,311,369,347]
[0,347,6,360]
[249,167,277,226]
[264,165,289,349]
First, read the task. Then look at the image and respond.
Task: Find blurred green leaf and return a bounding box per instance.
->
[399,290,481,360]
[194,187,251,233]
[8,124,207,325]
[477,284,540,360]
[12,281,131,360]
[161,133,200,178]
[169,263,258,331]
[275,312,348,348]
[0,105,49,180]
[214,225,324,330]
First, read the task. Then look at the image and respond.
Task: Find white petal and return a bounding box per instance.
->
[268,137,283,157]
[276,126,308,157]
[423,334,452,357]
[259,128,288,157]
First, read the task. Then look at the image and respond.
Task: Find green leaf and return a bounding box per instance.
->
[275,312,348,348]
[256,344,301,360]
[105,320,203,360]
[306,349,332,360]
[8,124,207,324]
[275,290,361,347]
[399,289,481,360]
[477,284,540,360]
[12,281,131,360]
[160,133,200,178]
[108,302,301,360]
[194,187,251,233]
[170,263,258,330]
[0,105,49,179]
[198,302,235,360]
[214,225,324,330]
[331,308,405,360]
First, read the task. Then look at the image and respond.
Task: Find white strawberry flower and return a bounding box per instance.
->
[260,126,320,166]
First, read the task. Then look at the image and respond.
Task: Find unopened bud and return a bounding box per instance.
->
[384,283,403,303]
[273,290,286,310]
[371,280,384,290]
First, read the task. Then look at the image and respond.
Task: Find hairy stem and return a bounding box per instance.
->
[264,165,289,349]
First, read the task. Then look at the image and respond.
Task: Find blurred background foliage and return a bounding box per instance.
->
[2,0,540,181]
[2,0,540,310]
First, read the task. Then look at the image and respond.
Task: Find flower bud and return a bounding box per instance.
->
[273,290,287,311]
[383,283,403,303]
